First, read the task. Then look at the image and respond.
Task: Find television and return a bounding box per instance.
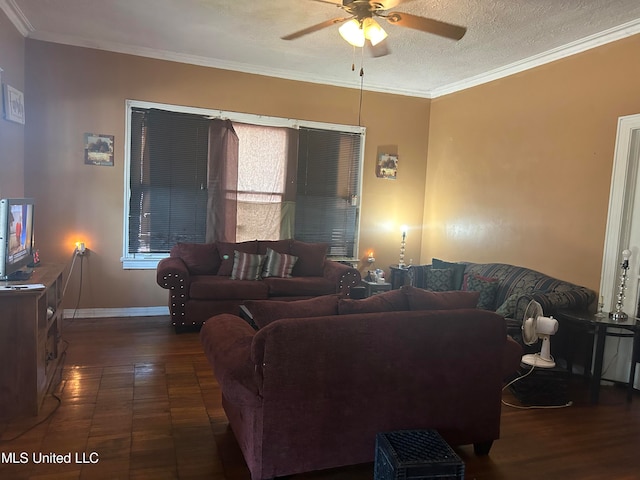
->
[0,198,35,281]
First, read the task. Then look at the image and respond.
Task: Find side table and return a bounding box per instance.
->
[388,265,410,289]
[361,281,392,297]
[556,310,640,403]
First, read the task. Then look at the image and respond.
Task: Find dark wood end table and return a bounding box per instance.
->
[556,310,640,403]
[361,281,392,297]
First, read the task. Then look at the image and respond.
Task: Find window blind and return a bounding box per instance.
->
[294,127,361,257]
[128,108,209,253]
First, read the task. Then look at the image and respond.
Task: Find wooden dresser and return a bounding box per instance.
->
[0,264,66,418]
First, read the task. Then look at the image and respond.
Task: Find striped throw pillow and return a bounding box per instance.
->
[261,248,298,278]
[231,251,265,280]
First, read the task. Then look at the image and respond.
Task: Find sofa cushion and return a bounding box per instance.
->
[261,248,298,278]
[263,276,335,297]
[338,289,409,314]
[244,295,340,328]
[190,275,269,300]
[464,274,499,310]
[217,240,258,276]
[231,251,265,281]
[426,268,454,292]
[170,242,221,275]
[290,240,328,277]
[401,285,480,311]
[432,258,467,290]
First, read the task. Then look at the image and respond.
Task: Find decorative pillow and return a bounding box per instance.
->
[244,295,340,328]
[401,285,480,311]
[217,240,258,276]
[261,248,298,278]
[290,241,328,277]
[432,258,467,290]
[464,274,499,310]
[231,251,265,281]
[338,289,409,315]
[170,242,220,275]
[495,293,520,318]
[425,268,454,292]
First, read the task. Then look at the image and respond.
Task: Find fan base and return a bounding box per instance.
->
[522,353,556,368]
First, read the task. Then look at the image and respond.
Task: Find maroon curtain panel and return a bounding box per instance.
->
[207,119,239,243]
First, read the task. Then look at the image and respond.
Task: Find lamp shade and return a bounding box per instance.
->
[339,19,365,47]
[363,18,388,46]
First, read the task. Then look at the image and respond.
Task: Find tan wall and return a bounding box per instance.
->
[23,40,430,309]
[423,34,640,292]
[0,10,25,198]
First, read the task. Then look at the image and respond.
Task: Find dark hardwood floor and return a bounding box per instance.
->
[0,316,639,479]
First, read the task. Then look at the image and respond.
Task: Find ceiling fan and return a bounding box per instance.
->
[281,0,467,55]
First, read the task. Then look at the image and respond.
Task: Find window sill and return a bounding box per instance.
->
[121,255,167,269]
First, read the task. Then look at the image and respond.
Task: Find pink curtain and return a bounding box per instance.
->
[206,119,239,243]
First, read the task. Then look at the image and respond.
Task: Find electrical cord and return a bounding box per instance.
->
[66,254,84,326]
[62,248,79,299]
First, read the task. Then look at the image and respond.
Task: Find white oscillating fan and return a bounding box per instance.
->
[521,300,559,368]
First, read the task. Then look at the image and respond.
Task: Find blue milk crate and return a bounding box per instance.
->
[374,429,465,480]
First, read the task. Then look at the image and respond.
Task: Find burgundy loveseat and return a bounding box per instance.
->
[156,239,361,331]
[200,287,523,480]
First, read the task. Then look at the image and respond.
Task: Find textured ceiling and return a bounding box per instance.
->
[3,0,640,98]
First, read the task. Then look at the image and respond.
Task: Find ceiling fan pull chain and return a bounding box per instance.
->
[348,44,355,71]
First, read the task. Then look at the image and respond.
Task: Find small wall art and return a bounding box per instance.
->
[376,153,398,180]
[84,133,114,166]
[3,84,25,125]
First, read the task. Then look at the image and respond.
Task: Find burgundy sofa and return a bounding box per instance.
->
[200,287,523,480]
[156,239,361,331]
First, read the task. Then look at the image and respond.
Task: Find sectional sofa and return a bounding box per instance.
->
[407,259,596,334]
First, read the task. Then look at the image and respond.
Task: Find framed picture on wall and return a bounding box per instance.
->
[3,84,25,125]
[376,153,398,180]
[84,133,114,166]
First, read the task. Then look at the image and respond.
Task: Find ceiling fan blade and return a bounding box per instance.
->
[308,0,343,5]
[281,17,349,40]
[377,0,415,9]
[384,12,467,40]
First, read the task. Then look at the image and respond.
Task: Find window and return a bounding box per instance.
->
[128,108,209,253]
[123,101,365,268]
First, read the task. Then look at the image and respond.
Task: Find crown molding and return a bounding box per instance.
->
[430,18,640,98]
[4,2,640,99]
[0,0,34,36]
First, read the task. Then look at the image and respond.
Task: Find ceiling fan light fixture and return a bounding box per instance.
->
[362,17,387,46]
[339,18,365,47]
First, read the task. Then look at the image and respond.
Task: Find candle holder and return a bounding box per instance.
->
[398,226,407,267]
[610,249,632,321]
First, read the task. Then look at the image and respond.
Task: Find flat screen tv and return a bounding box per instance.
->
[0,198,35,281]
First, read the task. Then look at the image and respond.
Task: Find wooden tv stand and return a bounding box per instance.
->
[0,264,66,418]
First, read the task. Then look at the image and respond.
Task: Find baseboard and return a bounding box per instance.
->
[63,306,169,319]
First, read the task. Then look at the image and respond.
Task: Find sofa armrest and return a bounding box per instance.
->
[157,256,192,326]
[156,256,191,290]
[503,336,523,380]
[200,314,261,406]
[322,260,362,295]
[514,289,596,321]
